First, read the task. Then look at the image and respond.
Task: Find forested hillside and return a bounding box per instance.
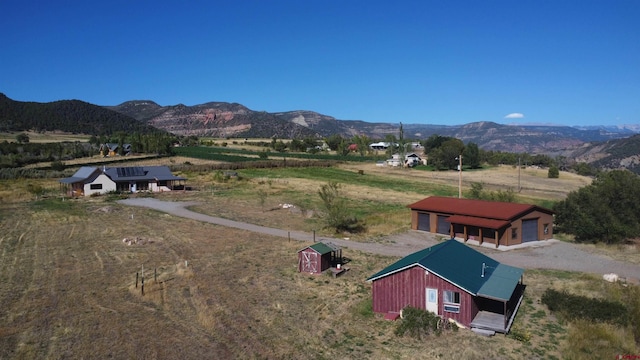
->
[0,93,163,135]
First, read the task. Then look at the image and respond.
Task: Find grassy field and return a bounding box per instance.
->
[1,152,638,359]
[0,131,91,143]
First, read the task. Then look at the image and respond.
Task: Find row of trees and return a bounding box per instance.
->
[0,132,177,168]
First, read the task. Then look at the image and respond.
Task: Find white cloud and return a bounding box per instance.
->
[504,113,524,119]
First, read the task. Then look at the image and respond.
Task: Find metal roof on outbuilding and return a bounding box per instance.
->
[367,240,524,301]
[446,215,511,230]
[299,242,340,255]
[408,196,552,220]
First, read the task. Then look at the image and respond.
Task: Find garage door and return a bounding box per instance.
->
[522,219,538,242]
[417,213,430,231]
[436,215,450,235]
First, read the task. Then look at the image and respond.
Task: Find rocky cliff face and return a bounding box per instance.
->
[108,101,317,139]
[107,99,639,172]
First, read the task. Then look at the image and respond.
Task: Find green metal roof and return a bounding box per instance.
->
[302,242,334,255]
[477,263,524,301]
[367,240,524,301]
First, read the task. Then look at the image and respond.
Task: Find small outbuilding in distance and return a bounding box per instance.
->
[297,242,347,277]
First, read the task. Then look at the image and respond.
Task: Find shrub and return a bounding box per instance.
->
[541,288,628,326]
[508,325,531,343]
[318,181,365,233]
[51,160,66,171]
[548,165,559,178]
[394,307,456,339]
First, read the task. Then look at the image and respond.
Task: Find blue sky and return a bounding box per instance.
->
[1,0,638,126]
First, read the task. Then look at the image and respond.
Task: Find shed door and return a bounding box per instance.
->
[417,213,430,231]
[436,215,450,235]
[301,251,318,273]
[426,288,438,315]
[522,219,538,242]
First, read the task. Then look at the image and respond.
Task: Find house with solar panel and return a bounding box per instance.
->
[60,166,186,197]
[367,239,525,335]
[408,196,554,248]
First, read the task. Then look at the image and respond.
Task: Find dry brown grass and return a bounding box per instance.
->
[0,131,91,143]
[0,196,578,359]
[2,153,635,358]
[339,163,592,201]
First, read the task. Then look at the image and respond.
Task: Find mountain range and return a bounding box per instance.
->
[1,93,639,173]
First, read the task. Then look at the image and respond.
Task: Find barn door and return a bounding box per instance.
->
[436,215,450,235]
[301,251,318,273]
[426,288,438,314]
[417,213,430,231]
[522,219,539,242]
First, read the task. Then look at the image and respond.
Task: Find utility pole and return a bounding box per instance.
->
[518,157,522,192]
[457,155,462,198]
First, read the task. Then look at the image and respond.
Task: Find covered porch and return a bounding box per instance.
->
[447,215,511,248]
[470,282,526,334]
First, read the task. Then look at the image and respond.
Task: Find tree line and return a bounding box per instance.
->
[0,132,177,169]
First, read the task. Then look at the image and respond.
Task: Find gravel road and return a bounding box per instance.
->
[119,198,640,283]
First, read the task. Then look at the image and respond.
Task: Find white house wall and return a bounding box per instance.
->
[84,174,116,196]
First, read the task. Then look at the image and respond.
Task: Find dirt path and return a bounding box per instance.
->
[119,198,640,283]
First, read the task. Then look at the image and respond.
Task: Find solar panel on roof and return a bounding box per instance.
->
[116,167,145,177]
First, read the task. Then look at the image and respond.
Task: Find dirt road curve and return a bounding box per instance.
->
[119,198,640,283]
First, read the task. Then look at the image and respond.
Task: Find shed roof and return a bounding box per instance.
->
[408,196,552,220]
[367,240,524,301]
[446,215,511,230]
[299,242,339,255]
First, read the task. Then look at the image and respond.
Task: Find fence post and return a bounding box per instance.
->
[136,272,138,288]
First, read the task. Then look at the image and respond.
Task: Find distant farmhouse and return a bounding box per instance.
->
[60,166,186,197]
[367,239,525,334]
[408,196,554,248]
[99,143,132,157]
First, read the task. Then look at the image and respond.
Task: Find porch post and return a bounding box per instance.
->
[479,228,483,245]
[504,301,508,330]
[495,231,499,248]
[464,226,468,243]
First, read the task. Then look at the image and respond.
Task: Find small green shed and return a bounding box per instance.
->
[297,242,342,275]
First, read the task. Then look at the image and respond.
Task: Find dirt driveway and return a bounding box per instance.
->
[119,198,640,283]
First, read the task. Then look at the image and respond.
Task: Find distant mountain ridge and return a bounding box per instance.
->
[109,100,635,148]
[2,93,639,173]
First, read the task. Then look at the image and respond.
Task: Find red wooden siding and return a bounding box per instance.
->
[371,266,478,327]
[411,209,554,246]
[298,249,330,274]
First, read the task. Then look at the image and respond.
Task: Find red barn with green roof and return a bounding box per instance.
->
[408,196,554,248]
[367,240,525,334]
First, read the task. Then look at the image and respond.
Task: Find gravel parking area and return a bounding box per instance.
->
[119,198,640,284]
